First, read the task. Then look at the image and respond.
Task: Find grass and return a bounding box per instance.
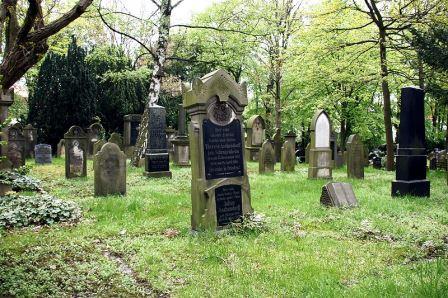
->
[1,157,448,297]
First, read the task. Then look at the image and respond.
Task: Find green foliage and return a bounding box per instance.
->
[0,170,42,192]
[9,93,28,123]
[0,194,81,229]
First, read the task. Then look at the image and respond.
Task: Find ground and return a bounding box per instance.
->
[1,158,448,297]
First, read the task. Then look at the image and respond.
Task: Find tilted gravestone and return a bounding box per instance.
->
[23,124,37,158]
[172,104,190,167]
[305,143,310,163]
[273,128,282,163]
[56,139,65,158]
[123,114,142,157]
[108,133,124,151]
[245,115,265,161]
[64,126,88,178]
[346,134,364,179]
[34,144,52,164]
[93,139,107,156]
[308,110,332,179]
[183,69,253,230]
[281,131,296,172]
[94,142,126,197]
[144,104,172,178]
[87,123,104,156]
[320,182,358,208]
[392,87,430,197]
[7,124,25,168]
[259,139,275,174]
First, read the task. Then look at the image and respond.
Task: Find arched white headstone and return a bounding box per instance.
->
[315,113,330,148]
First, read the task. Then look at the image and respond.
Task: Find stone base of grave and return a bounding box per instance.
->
[172,137,190,167]
[392,180,430,197]
[308,148,333,179]
[144,171,172,179]
[245,146,260,162]
[144,152,172,179]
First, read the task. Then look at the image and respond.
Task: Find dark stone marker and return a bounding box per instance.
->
[144,105,172,178]
[34,144,52,164]
[320,182,358,208]
[203,119,244,180]
[215,184,243,226]
[392,87,430,197]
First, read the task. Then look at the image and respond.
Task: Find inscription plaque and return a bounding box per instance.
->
[203,119,244,180]
[215,184,243,226]
[35,144,52,164]
[146,153,170,172]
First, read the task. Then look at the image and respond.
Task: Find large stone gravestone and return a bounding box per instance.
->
[346,134,364,179]
[108,133,124,151]
[35,144,52,164]
[308,110,332,179]
[245,115,265,161]
[273,128,282,163]
[281,131,296,172]
[0,89,14,170]
[7,124,25,168]
[94,142,126,196]
[172,104,190,167]
[23,124,37,158]
[144,105,172,178]
[123,114,142,157]
[392,87,430,197]
[259,139,275,173]
[64,126,88,178]
[87,123,104,156]
[56,139,65,158]
[320,182,358,208]
[183,69,253,230]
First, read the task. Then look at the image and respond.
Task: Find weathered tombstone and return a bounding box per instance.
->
[183,69,253,230]
[245,115,265,161]
[94,142,126,197]
[273,128,282,163]
[108,133,124,151]
[0,89,14,169]
[56,139,65,158]
[437,150,447,171]
[93,139,107,156]
[281,131,296,172]
[64,126,88,179]
[392,87,430,197]
[346,134,364,179]
[123,114,142,157]
[34,144,52,164]
[23,124,37,158]
[144,105,172,179]
[172,104,190,167]
[87,123,104,156]
[7,124,25,168]
[305,143,310,163]
[259,139,275,174]
[320,182,358,208]
[308,110,332,179]
[166,128,177,162]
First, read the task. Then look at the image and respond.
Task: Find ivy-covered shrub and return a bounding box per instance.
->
[0,170,42,192]
[0,194,81,229]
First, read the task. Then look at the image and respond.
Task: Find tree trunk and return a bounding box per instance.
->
[379,28,394,171]
[131,0,172,166]
[274,70,281,132]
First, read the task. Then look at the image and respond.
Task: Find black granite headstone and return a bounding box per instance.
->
[392,87,430,197]
[215,184,243,226]
[35,144,52,164]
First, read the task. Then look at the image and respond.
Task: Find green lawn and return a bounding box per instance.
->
[1,158,448,297]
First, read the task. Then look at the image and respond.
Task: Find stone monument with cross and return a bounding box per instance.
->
[245,115,265,161]
[308,110,332,179]
[183,69,253,230]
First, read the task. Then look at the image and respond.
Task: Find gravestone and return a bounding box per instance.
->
[7,124,25,168]
[93,139,107,156]
[273,128,282,163]
[64,126,88,179]
[320,182,358,208]
[123,114,142,157]
[23,124,37,158]
[437,150,447,171]
[108,133,124,151]
[144,105,172,178]
[94,142,126,197]
[308,110,332,179]
[56,139,65,158]
[172,104,190,167]
[392,87,430,197]
[346,134,364,179]
[259,139,275,173]
[0,89,14,170]
[166,128,177,162]
[281,131,296,172]
[34,144,52,164]
[330,132,337,168]
[305,143,310,163]
[335,151,345,168]
[87,123,104,156]
[245,115,265,161]
[183,69,253,230]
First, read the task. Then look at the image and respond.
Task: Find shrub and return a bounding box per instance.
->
[0,170,42,192]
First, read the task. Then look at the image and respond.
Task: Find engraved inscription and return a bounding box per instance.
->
[215,184,243,226]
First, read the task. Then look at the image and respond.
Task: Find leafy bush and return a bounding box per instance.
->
[0,194,81,229]
[0,170,42,192]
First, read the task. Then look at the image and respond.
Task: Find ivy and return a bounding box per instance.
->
[0,170,42,192]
